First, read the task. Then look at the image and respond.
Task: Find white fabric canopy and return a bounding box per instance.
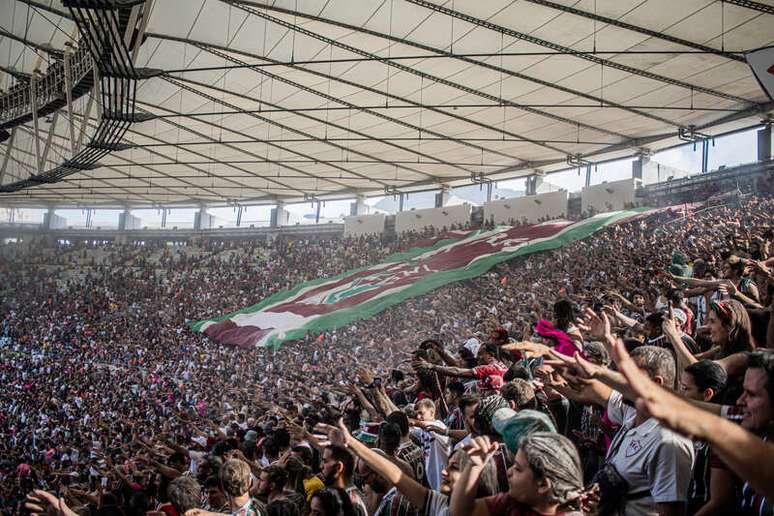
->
[0,0,772,207]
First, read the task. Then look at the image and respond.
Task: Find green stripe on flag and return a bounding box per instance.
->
[192,208,652,346]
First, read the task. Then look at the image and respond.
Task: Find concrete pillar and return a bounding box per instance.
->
[350,194,369,216]
[270,201,289,228]
[757,125,772,162]
[118,209,142,231]
[43,208,66,229]
[526,175,544,196]
[435,185,452,207]
[632,153,651,182]
[194,207,213,230]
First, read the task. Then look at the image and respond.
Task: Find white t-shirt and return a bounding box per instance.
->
[606,391,695,516]
[410,421,450,491]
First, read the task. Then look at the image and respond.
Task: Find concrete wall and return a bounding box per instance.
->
[44,212,67,229]
[394,204,472,234]
[119,212,143,230]
[194,211,215,230]
[344,213,386,237]
[581,178,640,214]
[642,159,693,185]
[483,190,569,224]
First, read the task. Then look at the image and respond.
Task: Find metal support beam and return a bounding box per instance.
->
[520,0,745,63]
[0,128,16,184]
[0,28,65,59]
[150,33,543,170]
[30,72,43,174]
[92,67,102,121]
[132,1,154,63]
[405,0,754,105]
[39,112,60,170]
[183,41,529,167]
[63,45,77,157]
[226,1,630,146]
[161,77,401,188]
[76,92,95,153]
[14,0,74,20]
[724,0,774,15]
[227,1,682,129]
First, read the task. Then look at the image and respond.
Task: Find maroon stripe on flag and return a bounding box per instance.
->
[204,319,274,348]
[266,222,572,318]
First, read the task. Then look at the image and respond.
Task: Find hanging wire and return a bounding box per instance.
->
[325,43,332,140]
[593,0,597,54]
[721,0,725,53]
[499,30,504,103]
[290,0,298,63]
[386,0,394,107]
[449,0,455,53]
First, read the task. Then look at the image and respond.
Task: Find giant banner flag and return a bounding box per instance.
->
[192,208,656,348]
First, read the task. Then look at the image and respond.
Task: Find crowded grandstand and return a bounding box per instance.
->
[2,0,774,515]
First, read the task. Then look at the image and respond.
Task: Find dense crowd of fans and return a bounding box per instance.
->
[1,193,773,516]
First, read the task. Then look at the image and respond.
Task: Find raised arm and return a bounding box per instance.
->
[449,436,497,516]
[319,420,429,510]
[414,358,476,378]
[613,339,774,499]
[662,318,698,373]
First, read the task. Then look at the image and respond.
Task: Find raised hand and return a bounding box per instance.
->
[355,367,374,386]
[611,339,705,438]
[25,490,78,516]
[314,420,350,448]
[573,352,603,380]
[582,307,612,341]
[463,436,499,468]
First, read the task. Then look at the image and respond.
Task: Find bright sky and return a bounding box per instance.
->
[7,127,761,227]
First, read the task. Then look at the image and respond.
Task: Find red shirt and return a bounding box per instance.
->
[473,360,508,394]
[484,493,578,516]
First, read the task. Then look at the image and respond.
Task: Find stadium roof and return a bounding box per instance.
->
[0,0,773,208]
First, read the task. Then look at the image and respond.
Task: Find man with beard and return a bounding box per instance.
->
[320,445,367,516]
[356,450,417,516]
[315,419,498,516]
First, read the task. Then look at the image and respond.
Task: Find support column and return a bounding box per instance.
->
[63,43,77,158]
[350,194,369,216]
[435,185,452,207]
[270,200,289,228]
[525,175,544,196]
[757,124,772,162]
[119,209,142,231]
[632,154,648,181]
[194,206,213,230]
[30,70,42,174]
[43,208,66,229]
